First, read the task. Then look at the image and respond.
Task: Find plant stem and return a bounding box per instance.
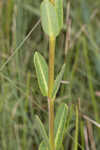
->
[50,0,55,5]
[48,99,55,150]
[48,36,55,150]
[48,2,55,150]
[48,35,55,150]
[48,36,55,98]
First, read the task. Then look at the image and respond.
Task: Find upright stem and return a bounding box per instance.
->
[48,99,55,150]
[48,0,55,149]
[50,0,55,5]
[48,35,55,150]
[48,36,55,98]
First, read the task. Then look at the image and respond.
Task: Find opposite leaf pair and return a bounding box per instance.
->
[34,52,65,99]
[40,0,63,37]
[35,103,68,150]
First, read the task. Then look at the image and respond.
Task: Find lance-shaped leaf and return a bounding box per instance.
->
[35,116,49,148]
[40,0,59,37]
[54,103,68,150]
[34,52,48,96]
[55,0,63,30]
[52,64,65,99]
[39,141,48,150]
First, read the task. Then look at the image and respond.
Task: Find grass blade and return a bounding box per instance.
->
[39,141,48,150]
[74,106,79,150]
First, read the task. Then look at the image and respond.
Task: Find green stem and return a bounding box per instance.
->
[48,36,55,98]
[48,35,55,150]
[50,0,55,5]
[48,99,55,150]
[48,2,55,150]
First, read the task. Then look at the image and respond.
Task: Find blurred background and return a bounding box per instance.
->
[0,0,100,149]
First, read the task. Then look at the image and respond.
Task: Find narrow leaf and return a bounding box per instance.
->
[65,104,74,131]
[80,120,85,149]
[35,116,49,147]
[39,141,48,150]
[34,52,48,96]
[54,103,68,150]
[52,64,66,99]
[40,0,59,37]
[74,106,79,150]
[55,0,63,30]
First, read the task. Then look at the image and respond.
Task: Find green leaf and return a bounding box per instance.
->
[34,52,48,96]
[35,116,49,148]
[65,104,74,131]
[74,106,79,150]
[40,0,59,37]
[55,0,63,30]
[54,103,68,150]
[39,141,48,150]
[52,64,65,99]
[80,120,85,149]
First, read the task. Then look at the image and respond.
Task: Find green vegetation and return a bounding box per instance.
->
[0,0,100,149]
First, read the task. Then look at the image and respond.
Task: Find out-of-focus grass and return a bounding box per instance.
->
[0,0,100,149]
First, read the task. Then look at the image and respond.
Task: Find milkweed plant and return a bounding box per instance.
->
[34,0,69,150]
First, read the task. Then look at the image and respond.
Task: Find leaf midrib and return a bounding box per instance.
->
[55,106,66,148]
[36,54,48,93]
